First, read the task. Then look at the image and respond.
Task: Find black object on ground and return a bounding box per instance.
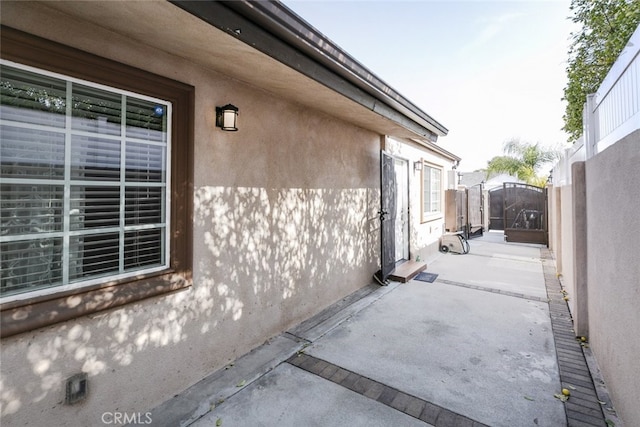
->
[414,272,438,283]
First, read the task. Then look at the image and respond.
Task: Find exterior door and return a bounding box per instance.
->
[379,151,396,281]
[503,183,548,244]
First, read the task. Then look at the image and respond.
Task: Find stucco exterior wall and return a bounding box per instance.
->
[547,187,556,256]
[559,184,576,315]
[570,162,588,336]
[549,130,640,425]
[585,130,640,426]
[1,4,382,426]
[550,186,562,272]
[547,183,573,292]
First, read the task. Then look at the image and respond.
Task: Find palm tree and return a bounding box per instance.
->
[485,139,559,187]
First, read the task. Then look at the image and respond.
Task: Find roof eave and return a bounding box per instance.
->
[409,138,461,162]
[171,0,448,141]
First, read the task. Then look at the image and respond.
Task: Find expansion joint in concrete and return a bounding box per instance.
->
[435,278,549,302]
[287,352,489,427]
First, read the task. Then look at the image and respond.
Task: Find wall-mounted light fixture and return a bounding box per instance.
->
[215,104,238,131]
[414,161,423,172]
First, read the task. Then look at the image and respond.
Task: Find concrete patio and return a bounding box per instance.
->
[149,231,614,427]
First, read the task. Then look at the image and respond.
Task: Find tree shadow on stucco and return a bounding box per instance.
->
[0,184,381,425]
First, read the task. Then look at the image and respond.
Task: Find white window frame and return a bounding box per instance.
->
[421,162,443,222]
[0,60,172,303]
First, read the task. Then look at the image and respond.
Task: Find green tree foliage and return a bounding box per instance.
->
[563,0,640,141]
[486,139,559,187]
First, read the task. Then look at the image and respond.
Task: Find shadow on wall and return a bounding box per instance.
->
[0,184,380,423]
[194,185,380,329]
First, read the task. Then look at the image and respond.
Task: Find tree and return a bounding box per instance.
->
[485,139,559,187]
[563,0,640,142]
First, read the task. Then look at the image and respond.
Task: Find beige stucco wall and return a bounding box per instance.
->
[550,186,562,272]
[1,4,383,426]
[547,186,555,253]
[549,130,640,425]
[548,182,574,296]
[570,162,588,337]
[559,184,576,315]
[585,130,640,426]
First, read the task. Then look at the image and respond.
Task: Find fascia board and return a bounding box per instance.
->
[171,0,448,140]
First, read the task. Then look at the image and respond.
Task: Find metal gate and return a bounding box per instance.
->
[378,151,396,282]
[488,186,504,230]
[503,183,547,244]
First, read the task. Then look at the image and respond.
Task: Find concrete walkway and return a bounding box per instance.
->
[150,232,612,427]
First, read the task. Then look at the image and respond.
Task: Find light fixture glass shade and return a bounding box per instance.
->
[216,104,238,131]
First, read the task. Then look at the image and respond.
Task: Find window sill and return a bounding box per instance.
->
[421,213,443,224]
[0,272,192,338]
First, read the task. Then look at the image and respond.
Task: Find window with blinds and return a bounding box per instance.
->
[422,164,442,218]
[0,61,171,300]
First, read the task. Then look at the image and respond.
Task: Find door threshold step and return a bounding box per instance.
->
[389,260,427,283]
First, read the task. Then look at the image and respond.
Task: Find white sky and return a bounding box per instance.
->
[283,0,577,172]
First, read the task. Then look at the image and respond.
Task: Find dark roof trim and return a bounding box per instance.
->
[411,138,461,162]
[170,0,448,141]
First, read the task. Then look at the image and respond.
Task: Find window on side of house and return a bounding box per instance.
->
[421,163,442,221]
[0,61,171,300]
[0,27,194,338]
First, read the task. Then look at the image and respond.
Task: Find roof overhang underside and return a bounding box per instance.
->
[15,0,458,160]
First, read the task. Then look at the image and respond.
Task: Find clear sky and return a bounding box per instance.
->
[282,0,577,172]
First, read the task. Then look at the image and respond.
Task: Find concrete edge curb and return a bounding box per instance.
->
[147,334,305,427]
[147,281,398,426]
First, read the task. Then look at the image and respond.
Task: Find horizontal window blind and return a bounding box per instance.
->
[0,125,66,178]
[0,61,171,299]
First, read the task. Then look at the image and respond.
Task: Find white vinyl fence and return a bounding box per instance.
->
[584,24,640,159]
